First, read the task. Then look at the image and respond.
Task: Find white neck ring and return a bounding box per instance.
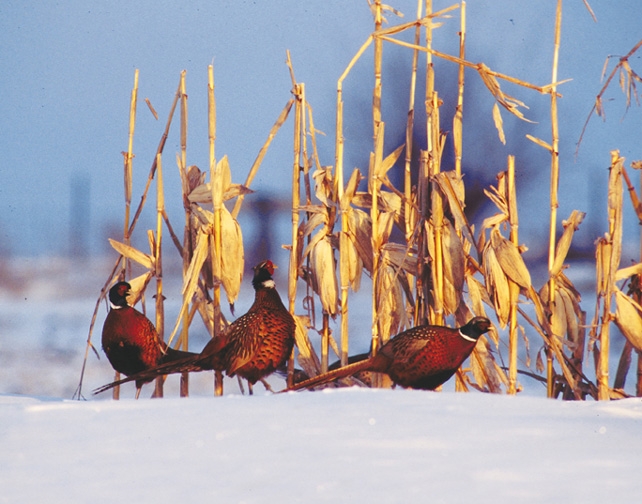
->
[459,329,476,342]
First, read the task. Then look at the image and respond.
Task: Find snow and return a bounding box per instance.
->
[1,390,641,503]
[2,261,642,503]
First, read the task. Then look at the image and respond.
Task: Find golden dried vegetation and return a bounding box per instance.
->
[75,1,642,401]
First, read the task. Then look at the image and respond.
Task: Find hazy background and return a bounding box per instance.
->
[1,0,640,266]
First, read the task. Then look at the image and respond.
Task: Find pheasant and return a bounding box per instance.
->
[286,317,492,391]
[95,260,296,396]
[101,281,198,398]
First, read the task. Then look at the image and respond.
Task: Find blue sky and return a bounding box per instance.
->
[1,0,640,261]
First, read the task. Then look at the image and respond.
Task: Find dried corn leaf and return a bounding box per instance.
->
[548,289,567,341]
[477,63,531,121]
[492,103,506,145]
[327,330,341,361]
[441,169,466,206]
[124,272,154,306]
[614,288,642,352]
[347,208,373,274]
[381,244,416,311]
[595,237,610,295]
[186,164,206,192]
[609,388,630,400]
[178,163,206,201]
[527,285,553,335]
[190,204,212,227]
[484,189,508,218]
[556,300,581,338]
[176,155,190,199]
[166,229,210,346]
[310,237,338,315]
[147,230,158,259]
[550,210,586,277]
[466,274,492,318]
[343,230,364,291]
[377,210,395,246]
[558,285,580,347]
[182,229,210,298]
[535,348,545,374]
[312,166,335,207]
[615,262,642,282]
[293,315,322,377]
[301,223,331,266]
[109,238,154,271]
[453,304,474,332]
[187,156,233,205]
[376,262,408,340]
[381,242,418,274]
[470,336,507,393]
[372,1,405,20]
[193,285,228,336]
[432,171,473,243]
[222,184,255,200]
[219,206,244,305]
[376,143,405,179]
[340,168,363,211]
[619,66,626,96]
[595,95,604,118]
[541,273,583,348]
[442,220,465,314]
[213,155,232,209]
[186,203,243,304]
[353,190,403,231]
[520,324,531,368]
[378,191,403,221]
[490,229,531,289]
[351,191,372,209]
[480,212,508,232]
[483,242,510,328]
[525,134,552,152]
[187,182,253,204]
[299,209,328,240]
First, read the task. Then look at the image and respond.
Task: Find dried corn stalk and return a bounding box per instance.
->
[593,151,625,400]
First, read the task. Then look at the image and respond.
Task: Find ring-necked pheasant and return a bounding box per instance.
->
[286,316,492,391]
[101,281,198,398]
[95,260,296,396]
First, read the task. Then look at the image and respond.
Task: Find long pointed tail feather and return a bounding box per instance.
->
[93,354,209,396]
[285,357,375,391]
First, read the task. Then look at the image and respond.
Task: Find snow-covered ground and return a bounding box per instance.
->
[1,258,641,503]
[1,391,641,503]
